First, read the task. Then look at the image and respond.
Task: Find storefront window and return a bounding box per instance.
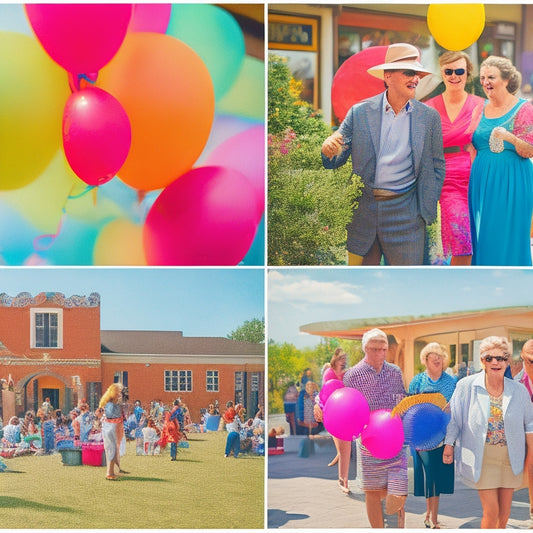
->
[269,13,319,107]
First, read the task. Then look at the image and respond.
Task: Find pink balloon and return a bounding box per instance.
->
[25,4,133,74]
[143,166,260,266]
[323,387,370,441]
[361,409,404,459]
[332,46,387,122]
[63,87,131,186]
[319,379,344,406]
[204,125,264,219]
[129,4,171,33]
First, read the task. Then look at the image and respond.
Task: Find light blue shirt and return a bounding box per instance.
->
[374,95,415,191]
[445,371,533,486]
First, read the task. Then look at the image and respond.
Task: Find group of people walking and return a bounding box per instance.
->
[322,44,533,266]
[315,330,533,529]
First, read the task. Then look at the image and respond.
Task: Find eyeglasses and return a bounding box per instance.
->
[402,70,419,78]
[444,68,466,76]
[427,353,443,361]
[483,354,509,363]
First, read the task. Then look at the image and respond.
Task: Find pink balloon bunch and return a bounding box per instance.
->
[322,387,370,441]
[361,409,405,459]
[63,87,131,186]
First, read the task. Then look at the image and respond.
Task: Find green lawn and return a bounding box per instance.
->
[0,431,264,529]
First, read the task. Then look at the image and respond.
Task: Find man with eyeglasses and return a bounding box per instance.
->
[322,43,445,266]
[514,339,533,527]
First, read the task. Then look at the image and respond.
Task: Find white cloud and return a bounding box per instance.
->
[269,276,362,305]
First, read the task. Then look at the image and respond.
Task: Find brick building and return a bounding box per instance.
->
[0,292,265,422]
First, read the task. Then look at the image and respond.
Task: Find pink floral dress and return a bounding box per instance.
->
[425,93,484,257]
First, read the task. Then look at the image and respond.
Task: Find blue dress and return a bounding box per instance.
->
[469,99,533,266]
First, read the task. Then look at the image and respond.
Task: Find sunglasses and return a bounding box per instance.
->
[444,68,466,76]
[483,355,509,363]
[402,70,419,78]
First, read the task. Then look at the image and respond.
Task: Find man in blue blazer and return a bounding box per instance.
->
[322,43,445,265]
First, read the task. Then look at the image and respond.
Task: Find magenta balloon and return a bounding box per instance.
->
[361,409,405,460]
[323,387,370,441]
[204,125,265,219]
[63,87,131,186]
[129,4,171,33]
[319,379,344,406]
[25,4,133,74]
[143,166,260,266]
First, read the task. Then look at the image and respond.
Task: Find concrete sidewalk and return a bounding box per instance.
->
[267,434,532,529]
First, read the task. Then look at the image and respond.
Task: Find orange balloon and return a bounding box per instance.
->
[98,32,215,191]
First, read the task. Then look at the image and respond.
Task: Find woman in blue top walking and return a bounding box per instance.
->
[408,342,457,529]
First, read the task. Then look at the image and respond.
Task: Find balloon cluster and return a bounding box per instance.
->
[320,382,405,459]
[0,4,264,265]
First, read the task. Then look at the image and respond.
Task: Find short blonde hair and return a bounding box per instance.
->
[479,336,511,359]
[420,342,450,369]
[439,50,474,78]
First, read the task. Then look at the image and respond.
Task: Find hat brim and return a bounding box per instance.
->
[367,60,432,79]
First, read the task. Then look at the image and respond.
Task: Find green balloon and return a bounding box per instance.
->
[216,56,265,121]
[166,4,245,101]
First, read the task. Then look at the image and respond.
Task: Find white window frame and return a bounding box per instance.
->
[30,308,63,349]
[206,370,219,392]
[164,370,192,392]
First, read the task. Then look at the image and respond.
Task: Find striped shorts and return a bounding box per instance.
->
[356,440,408,495]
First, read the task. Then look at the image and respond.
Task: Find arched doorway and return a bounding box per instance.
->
[16,372,73,417]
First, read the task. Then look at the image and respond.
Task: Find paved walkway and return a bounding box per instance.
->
[268,417,532,529]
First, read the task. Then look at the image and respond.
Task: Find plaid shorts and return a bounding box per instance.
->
[356,440,408,495]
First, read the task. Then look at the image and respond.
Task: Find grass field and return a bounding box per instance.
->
[0,431,264,529]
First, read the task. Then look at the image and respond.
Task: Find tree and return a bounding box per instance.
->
[227,318,265,344]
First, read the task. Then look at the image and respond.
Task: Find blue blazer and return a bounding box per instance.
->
[323,92,445,252]
[445,371,533,486]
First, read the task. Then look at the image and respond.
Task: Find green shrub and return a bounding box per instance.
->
[268,54,362,265]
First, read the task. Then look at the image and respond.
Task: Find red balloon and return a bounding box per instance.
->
[63,87,131,186]
[361,409,404,459]
[143,166,260,266]
[331,46,388,122]
[25,4,132,75]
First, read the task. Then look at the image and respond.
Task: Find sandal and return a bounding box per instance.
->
[106,475,118,481]
[339,478,351,494]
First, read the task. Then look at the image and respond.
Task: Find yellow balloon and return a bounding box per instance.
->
[0,32,70,190]
[93,218,147,265]
[427,4,485,51]
[0,151,77,232]
[216,55,264,120]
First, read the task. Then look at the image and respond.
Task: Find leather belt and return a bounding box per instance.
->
[373,188,409,201]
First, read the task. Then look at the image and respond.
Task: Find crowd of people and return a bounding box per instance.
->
[0,384,265,477]
[321,44,533,267]
[311,330,533,529]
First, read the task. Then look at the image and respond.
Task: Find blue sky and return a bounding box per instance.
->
[268,268,533,348]
[0,268,264,337]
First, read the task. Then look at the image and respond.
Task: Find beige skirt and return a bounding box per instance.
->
[475,443,523,490]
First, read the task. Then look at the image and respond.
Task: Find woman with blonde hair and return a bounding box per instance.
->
[408,342,457,528]
[99,383,127,480]
[444,336,533,528]
[425,50,484,265]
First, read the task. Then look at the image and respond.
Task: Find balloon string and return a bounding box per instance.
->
[32,185,96,252]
